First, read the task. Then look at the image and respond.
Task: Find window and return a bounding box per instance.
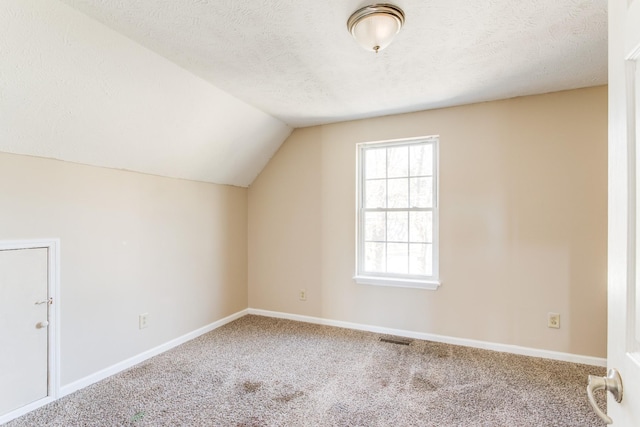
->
[355,137,440,289]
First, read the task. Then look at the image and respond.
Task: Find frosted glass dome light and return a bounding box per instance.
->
[347,4,405,53]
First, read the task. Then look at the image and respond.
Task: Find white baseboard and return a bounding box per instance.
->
[59,309,248,397]
[0,396,56,426]
[247,308,607,367]
[5,306,603,426]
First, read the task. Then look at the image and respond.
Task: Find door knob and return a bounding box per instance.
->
[587,368,623,424]
[35,321,49,329]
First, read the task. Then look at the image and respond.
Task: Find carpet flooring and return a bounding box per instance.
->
[7,315,607,426]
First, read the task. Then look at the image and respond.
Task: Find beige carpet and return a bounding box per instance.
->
[7,315,606,426]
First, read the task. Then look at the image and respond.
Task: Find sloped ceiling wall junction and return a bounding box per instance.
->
[57,0,607,127]
[0,0,607,186]
[0,0,292,187]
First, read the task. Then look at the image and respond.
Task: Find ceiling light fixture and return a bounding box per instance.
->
[347,4,405,53]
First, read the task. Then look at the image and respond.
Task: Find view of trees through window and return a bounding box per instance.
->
[359,139,436,278]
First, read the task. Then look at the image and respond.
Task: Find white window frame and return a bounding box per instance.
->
[354,136,440,290]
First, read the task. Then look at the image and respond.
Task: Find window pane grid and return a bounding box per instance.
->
[359,138,438,281]
[366,173,432,179]
[363,207,433,212]
[362,209,432,244]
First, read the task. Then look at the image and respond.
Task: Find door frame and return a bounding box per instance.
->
[0,239,60,424]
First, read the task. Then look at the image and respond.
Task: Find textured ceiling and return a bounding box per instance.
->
[1,0,607,187]
[1,0,291,187]
[59,0,608,127]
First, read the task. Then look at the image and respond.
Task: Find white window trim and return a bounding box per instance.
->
[354,136,440,290]
[353,275,441,290]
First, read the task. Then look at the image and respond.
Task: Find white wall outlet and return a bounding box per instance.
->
[299,289,307,301]
[548,312,560,329]
[139,313,149,329]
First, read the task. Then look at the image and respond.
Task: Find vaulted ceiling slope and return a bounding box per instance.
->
[1,0,607,187]
[58,0,608,127]
[0,0,292,187]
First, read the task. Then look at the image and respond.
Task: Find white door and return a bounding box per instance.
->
[0,248,49,417]
[600,0,640,425]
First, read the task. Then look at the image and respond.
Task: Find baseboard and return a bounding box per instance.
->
[0,396,56,426]
[7,306,603,425]
[247,308,607,367]
[59,309,248,397]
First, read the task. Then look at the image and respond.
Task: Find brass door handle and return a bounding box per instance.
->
[587,368,623,424]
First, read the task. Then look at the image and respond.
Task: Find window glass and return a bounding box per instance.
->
[357,138,438,286]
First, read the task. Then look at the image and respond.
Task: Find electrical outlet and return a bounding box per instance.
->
[299,289,307,301]
[139,313,149,329]
[548,312,560,329]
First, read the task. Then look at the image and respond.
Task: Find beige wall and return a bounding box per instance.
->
[248,86,608,358]
[0,85,607,389]
[0,153,248,385]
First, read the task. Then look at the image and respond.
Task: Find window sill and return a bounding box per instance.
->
[353,275,441,290]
